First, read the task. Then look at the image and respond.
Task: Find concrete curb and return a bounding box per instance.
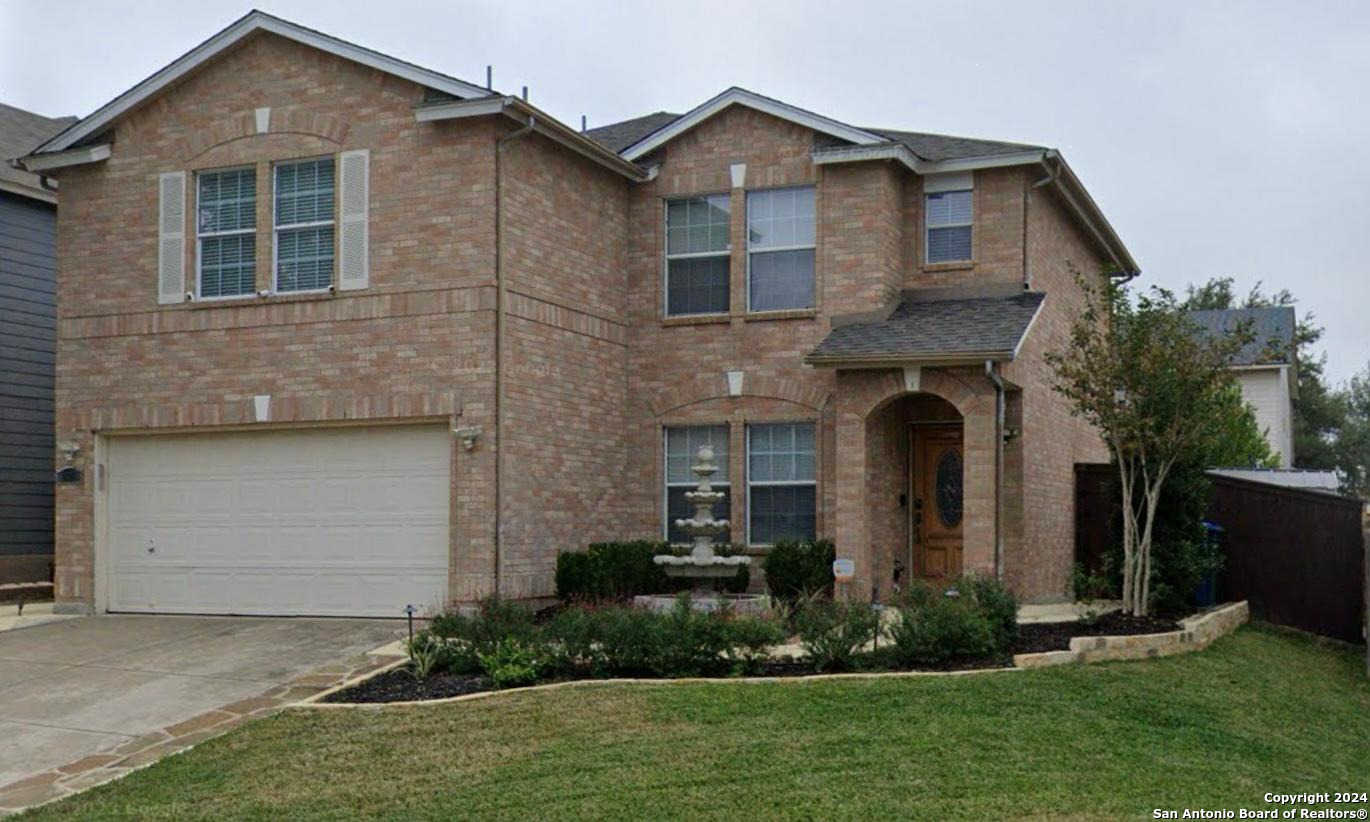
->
[1013,601,1249,668]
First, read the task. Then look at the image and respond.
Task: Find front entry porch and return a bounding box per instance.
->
[832,366,1006,601]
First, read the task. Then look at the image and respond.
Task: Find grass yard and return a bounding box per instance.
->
[24,625,1370,820]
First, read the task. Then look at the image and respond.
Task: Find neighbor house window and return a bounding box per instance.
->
[665,195,731,316]
[747,422,816,545]
[747,186,815,312]
[196,167,256,298]
[665,425,730,544]
[274,158,336,292]
[925,189,972,263]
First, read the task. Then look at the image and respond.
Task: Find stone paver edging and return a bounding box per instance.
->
[0,645,406,815]
[299,601,1251,711]
[1013,600,1249,668]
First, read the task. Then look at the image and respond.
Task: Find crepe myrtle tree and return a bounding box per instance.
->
[1047,271,1253,616]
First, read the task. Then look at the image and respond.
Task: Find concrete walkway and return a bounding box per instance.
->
[0,615,403,812]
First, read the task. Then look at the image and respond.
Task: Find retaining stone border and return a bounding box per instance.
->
[301,601,1252,711]
[1014,600,1249,669]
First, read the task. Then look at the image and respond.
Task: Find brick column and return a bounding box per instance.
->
[961,398,997,577]
[834,387,872,600]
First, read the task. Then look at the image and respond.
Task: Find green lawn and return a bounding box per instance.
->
[25,625,1370,820]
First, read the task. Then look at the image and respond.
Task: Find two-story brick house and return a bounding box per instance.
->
[17,12,1137,617]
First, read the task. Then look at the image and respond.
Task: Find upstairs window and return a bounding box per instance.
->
[274,158,336,292]
[196,167,256,299]
[664,425,731,544]
[665,195,731,316]
[747,186,815,312]
[747,422,816,545]
[925,189,972,263]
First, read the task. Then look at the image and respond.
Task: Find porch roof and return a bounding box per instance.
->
[805,290,1045,366]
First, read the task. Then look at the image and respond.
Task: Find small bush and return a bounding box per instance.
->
[957,574,1018,650]
[555,541,749,602]
[404,633,451,679]
[762,539,835,603]
[794,596,881,672]
[721,613,787,675]
[477,638,547,689]
[886,579,1008,666]
[426,596,537,674]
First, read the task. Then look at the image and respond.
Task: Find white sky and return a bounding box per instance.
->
[3,0,1366,382]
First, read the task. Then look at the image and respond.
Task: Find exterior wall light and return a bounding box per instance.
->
[453,425,483,451]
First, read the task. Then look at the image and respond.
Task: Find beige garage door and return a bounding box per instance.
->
[106,425,450,617]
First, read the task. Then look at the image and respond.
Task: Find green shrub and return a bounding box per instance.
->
[794,596,881,672]
[720,613,787,675]
[886,580,998,666]
[404,633,451,679]
[762,539,835,603]
[554,541,749,602]
[956,574,1018,650]
[426,596,537,674]
[477,638,547,689]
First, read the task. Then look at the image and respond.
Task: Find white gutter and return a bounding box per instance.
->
[14,144,111,172]
[416,97,647,181]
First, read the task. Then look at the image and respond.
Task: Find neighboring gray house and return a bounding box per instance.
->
[1,103,75,584]
[1187,307,1298,468]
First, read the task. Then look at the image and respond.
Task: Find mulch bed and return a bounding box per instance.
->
[321,611,1184,704]
[321,668,492,704]
[0,585,53,608]
[1012,612,1180,655]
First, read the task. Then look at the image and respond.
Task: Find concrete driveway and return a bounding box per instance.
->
[0,615,402,804]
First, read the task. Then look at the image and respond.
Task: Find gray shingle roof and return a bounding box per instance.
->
[0,103,77,199]
[1185,307,1296,366]
[869,128,1043,162]
[583,111,1044,161]
[806,291,1045,364]
[584,112,681,153]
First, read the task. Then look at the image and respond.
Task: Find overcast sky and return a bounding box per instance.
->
[3,1,1366,382]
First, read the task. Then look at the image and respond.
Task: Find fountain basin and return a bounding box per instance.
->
[632,591,773,616]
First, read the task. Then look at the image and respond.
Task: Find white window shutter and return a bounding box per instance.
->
[157,171,186,304]
[338,149,369,291]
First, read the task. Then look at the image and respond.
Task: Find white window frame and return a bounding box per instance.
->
[924,188,973,265]
[663,425,731,543]
[745,185,816,313]
[663,193,731,318]
[272,155,337,294]
[194,165,257,301]
[745,421,817,548]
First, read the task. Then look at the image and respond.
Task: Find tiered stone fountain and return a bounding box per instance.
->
[634,444,769,614]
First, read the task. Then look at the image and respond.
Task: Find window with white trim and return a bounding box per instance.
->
[196,167,256,298]
[747,422,816,545]
[665,425,730,544]
[665,195,730,316]
[747,186,815,312]
[925,189,972,263]
[274,158,336,292]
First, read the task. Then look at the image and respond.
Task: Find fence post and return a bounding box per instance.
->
[1363,503,1369,678]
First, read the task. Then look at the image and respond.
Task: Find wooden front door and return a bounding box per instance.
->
[911,425,965,579]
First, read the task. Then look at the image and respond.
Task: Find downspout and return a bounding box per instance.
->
[493,113,535,596]
[985,360,1006,580]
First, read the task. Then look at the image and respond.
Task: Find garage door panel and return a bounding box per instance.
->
[107,426,451,617]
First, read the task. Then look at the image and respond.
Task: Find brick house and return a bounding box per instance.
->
[16,12,1138,617]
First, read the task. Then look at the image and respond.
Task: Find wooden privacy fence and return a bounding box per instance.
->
[1075,463,1366,644]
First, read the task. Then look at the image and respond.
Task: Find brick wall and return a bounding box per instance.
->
[49,32,503,608]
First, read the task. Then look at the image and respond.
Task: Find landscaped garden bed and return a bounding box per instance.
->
[315,542,1241,705]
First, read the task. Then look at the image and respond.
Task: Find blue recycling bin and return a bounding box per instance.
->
[1194,521,1224,607]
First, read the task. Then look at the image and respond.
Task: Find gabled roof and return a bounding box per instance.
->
[0,103,75,202]
[587,111,1047,164]
[1185,307,1296,366]
[28,9,492,157]
[617,88,888,161]
[806,290,1046,366]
